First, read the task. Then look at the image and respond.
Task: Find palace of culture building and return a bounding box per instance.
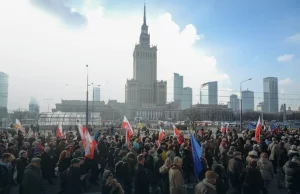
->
[125,4,167,119]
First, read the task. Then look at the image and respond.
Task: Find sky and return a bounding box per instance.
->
[0,0,300,112]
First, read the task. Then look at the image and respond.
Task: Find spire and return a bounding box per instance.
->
[143,3,146,25]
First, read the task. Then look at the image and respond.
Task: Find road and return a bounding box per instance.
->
[10,171,288,194]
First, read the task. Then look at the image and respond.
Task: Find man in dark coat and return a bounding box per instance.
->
[283,156,300,194]
[64,158,85,194]
[40,146,54,185]
[134,154,150,194]
[228,151,243,191]
[21,158,44,194]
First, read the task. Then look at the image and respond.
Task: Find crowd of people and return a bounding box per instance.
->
[0,125,299,194]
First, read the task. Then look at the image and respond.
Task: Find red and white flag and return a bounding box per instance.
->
[56,124,63,138]
[156,128,166,147]
[171,123,184,144]
[221,125,226,133]
[78,124,97,159]
[255,116,261,143]
[121,116,133,149]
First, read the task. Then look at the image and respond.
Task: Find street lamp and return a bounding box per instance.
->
[240,78,252,131]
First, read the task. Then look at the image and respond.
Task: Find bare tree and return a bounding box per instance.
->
[183,108,200,130]
[11,108,29,123]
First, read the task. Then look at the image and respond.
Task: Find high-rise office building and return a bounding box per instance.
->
[263,77,278,113]
[181,87,193,109]
[229,94,240,112]
[0,72,8,108]
[173,73,192,109]
[93,87,100,101]
[125,4,167,107]
[29,97,40,119]
[200,81,218,105]
[174,73,183,102]
[241,90,254,112]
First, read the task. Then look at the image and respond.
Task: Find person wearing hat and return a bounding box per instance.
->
[283,156,300,194]
[288,145,300,161]
[21,157,43,194]
[102,169,123,194]
[228,151,243,191]
[195,171,218,194]
[63,158,86,194]
[240,160,267,194]
[246,151,258,166]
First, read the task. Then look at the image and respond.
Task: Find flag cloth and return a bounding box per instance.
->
[156,128,166,147]
[247,122,256,130]
[78,124,97,159]
[270,124,276,130]
[190,132,203,177]
[15,119,25,133]
[255,116,261,142]
[221,125,226,133]
[171,123,184,144]
[56,124,63,138]
[122,116,133,149]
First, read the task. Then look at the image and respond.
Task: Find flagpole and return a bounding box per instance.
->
[86,65,89,128]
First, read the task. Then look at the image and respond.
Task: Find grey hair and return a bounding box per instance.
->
[173,156,182,165]
[44,146,50,152]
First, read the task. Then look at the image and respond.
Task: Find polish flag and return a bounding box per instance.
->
[156,128,166,147]
[221,125,226,133]
[226,124,230,133]
[56,124,63,138]
[122,116,133,149]
[255,116,261,143]
[15,119,25,133]
[171,123,184,144]
[78,124,97,159]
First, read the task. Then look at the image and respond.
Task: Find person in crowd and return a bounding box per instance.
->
[257,152,274,190]
[288,145,299,161]
[240,160,267,194]
[228,151,243,191]
[195,171,218,194]
[159,158,172,194]
[0,153,15,194]
[41,146,55,185]
[102,169,124,194]
[16,150,29,194]
[63,158,87,194]
[246,151,258,165]
[21,158,43,194]
[268,137,279,173]
[134,154,150,194]
[212,163,229,194]
[276,142,288,188]
[169,156,185,194]
[283,156,300,194]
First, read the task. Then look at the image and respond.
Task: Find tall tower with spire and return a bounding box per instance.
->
[125,4,167,109]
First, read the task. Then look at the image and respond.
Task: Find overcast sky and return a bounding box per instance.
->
[1,0,299,112]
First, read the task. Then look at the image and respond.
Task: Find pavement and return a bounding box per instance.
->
[9,171,288,194]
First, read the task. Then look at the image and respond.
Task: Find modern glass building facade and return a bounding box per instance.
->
[181,87,192,109]
[93,87,100,101]
[174,73,183,102]
[200,81,218,105]
[263,77,278,113]
[242,90,254,112]
[37,112,101,126]
[0,72,8,108]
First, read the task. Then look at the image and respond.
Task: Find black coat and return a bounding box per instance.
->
[58,158,71,174]
[65,166,83,194]
[134,163,150,194]
[41,152,53,178]
[283,161,300,190]
[16,157,29,184]
[240,167,267,194]
[21,164,43,194]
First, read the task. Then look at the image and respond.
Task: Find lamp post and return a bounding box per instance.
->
[240,78,252,131]
[86,65,89,128]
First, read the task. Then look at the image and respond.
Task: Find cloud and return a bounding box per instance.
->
[279,78,292,86]
[286,33,300,43]
[30,0,87,28]
[0,1,230,111]
[277,54,294,62]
